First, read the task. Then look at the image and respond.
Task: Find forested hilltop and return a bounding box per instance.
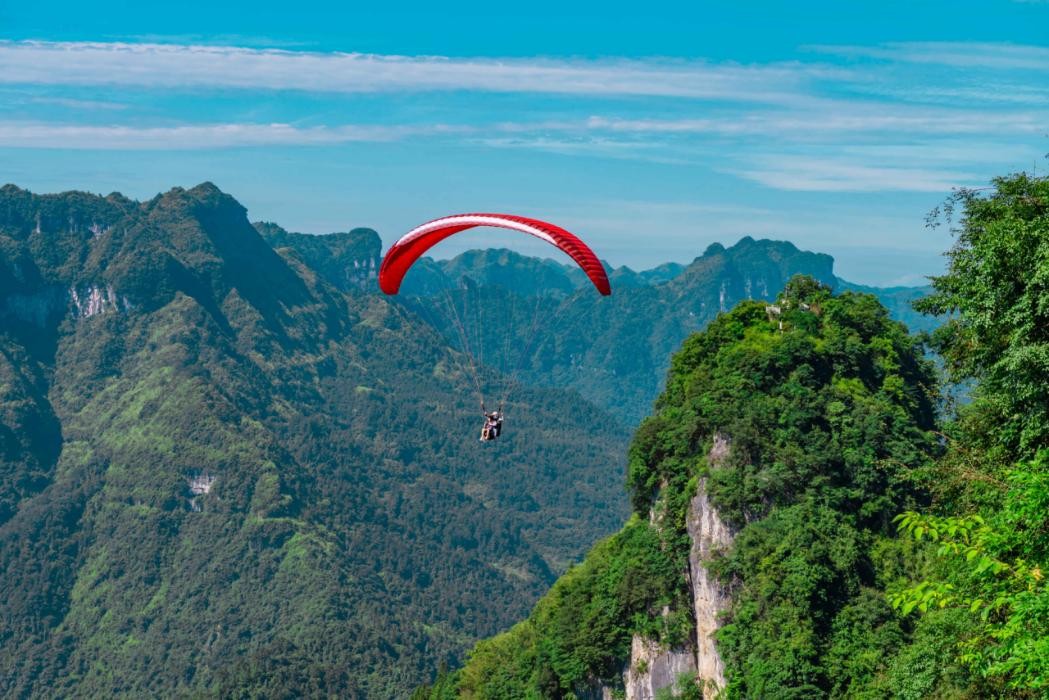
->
[417,172,1049,699]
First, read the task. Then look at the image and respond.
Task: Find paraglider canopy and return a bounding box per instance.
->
[378,213,611,296]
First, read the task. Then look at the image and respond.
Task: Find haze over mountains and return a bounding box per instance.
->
[0,182,932,697]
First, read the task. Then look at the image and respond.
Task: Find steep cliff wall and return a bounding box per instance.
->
[687,483,734,696]
[622,436,734,700]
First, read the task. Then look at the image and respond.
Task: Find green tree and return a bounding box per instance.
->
[916,173,1049,457]
[893,172,1049,696]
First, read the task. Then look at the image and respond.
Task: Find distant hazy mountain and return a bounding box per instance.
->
[367,237,935,427]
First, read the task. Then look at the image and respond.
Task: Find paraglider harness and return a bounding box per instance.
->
[480,405,504,442]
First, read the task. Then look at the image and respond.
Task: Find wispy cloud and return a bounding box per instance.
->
[477,135,695,165]
[0,121,468,149]
[736,155,979,192]
[586,108,1049,137]
[2,39,1046,197]
[812,41,1049,71]
[25,96,128,111]
[0,40,831,101]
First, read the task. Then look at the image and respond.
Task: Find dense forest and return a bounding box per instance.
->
[416,172,1049,699]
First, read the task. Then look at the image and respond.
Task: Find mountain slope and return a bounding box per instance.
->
[0,183,628,698]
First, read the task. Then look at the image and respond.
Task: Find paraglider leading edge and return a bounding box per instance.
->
[377,213,611,296]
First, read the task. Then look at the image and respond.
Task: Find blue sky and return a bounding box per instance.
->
[2,1,1048,285]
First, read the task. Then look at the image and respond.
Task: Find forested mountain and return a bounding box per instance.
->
[417,172,1049,699]
[253,220,383,292]
[0,183,628,697]
[422,275,942,698]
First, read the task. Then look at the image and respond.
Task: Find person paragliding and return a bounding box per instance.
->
[378,213,610,440]
[480,407,503,442]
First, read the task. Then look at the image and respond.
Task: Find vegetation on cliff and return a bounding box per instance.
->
[425,273,941,698]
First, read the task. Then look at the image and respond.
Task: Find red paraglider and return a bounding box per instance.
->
[378,213,611,296]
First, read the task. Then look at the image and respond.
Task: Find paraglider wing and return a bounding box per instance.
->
[378,213,611,295]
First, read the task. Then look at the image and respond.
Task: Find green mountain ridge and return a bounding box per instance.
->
[0,183,628,698]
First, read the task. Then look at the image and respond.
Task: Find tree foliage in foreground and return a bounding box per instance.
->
[891,173,1049,698]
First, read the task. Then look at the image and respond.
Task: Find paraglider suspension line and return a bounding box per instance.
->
[440,285,486,412]
[499,292,573,409]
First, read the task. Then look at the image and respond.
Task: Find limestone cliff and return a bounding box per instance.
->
[621,435,735,700]
[686,452,734,696]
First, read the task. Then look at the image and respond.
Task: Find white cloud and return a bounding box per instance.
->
[0,121,467,149]
[735,155,979,192]
[586,108,1049,137]
[2,39,1045,197]
[477,135,695,165]
[24,96,129,111]
[812,41,1049,71]
[0,40,829,101]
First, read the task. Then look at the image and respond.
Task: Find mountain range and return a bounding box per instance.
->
[0,182,932,697]
[262,223,933,427]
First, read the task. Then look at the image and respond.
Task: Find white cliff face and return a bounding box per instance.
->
[688,435,735,699]
[346,257,380,287]
[187,472,217,512]
[687,479,734,698]
[616,435,735,700]
[69,284,131,318]
[624,635,697,700]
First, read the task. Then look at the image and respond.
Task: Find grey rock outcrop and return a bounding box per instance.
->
[624,635,697,700]
[688,434,734,698]
[618,435,735,700]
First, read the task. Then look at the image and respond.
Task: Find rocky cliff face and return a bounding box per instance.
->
[623,634,697,700]
[69,284,132,318]
[619,435,735,700]
[253,221,382,291]
[687,436,735,698]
